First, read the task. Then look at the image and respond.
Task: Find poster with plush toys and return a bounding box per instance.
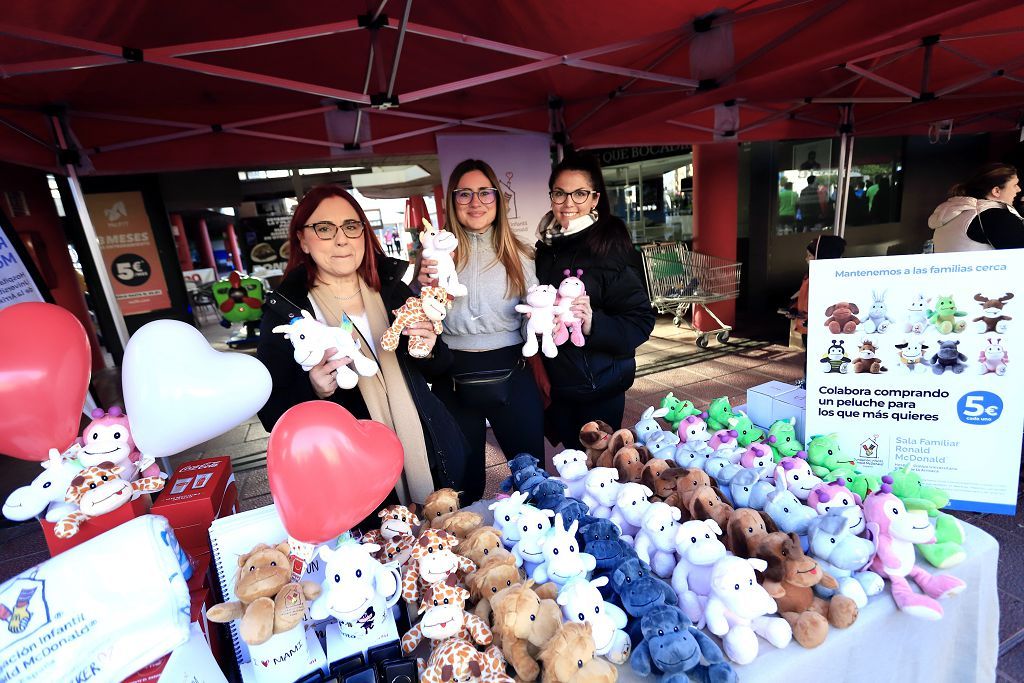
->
[806,249,1024,513]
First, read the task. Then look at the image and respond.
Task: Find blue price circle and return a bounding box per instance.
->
[956,391,1003,425]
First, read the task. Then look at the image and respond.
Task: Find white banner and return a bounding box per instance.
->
[436,133,551,241]
[806,249,1024,514]
[0,223,45,311]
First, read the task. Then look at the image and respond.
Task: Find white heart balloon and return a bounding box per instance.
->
[122,320,273,457]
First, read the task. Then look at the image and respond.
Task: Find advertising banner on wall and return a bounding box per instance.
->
[805,250,1024,513]
[238,214,290,273]
[0,218,46,311]
[436,133,551,241]
[84,191,171,315]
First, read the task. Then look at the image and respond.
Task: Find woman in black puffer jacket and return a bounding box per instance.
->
[535,154,655,449]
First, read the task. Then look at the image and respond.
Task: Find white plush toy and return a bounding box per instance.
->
[807,509,884,608]
[515,284,568,358]
[272,309,379,388]
[511,505,555,577]
[674,415,714,464]
[775,460,823,501]
[557,576,631,665]
[582,467,622,518]
[707,429,746,464]
[554,269,587,348]
[489,491,530,549]
[645,431,680,458]
[2,447,81,523]
[608,483,654,542]
[420,217,468,297]
[704,556,792,665]
[633,502,681,579]
[531,513,596,588]
[553,449,590,500]
[634,406,670,445]
[310,536,402,636]
[671,519,728,628]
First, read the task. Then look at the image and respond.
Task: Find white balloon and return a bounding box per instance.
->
[123,320,272,458]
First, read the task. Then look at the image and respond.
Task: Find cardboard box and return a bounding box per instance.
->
[170,481,238,554]
[153,457,235,532]
[187,551,212,594]
[772,388,807,442]
[746,381,798,429]
[41,495,152,557]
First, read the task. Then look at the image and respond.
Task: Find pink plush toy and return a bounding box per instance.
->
[863,476,965,619]
[78,407,161,479]
[708,429,745,463]
[775,454,821,500]
[553,269,586,348]
[740,443,776,473]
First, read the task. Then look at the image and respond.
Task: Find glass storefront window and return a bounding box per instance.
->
[596,149,694,244]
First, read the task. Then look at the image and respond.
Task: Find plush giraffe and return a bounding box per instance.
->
[374,533,416,568]
[380,286,452,358]
[401,575,492,664]
[402,528,477,602]
[420,637,512,683]
[362,504,421,545]
[54,462,164,539]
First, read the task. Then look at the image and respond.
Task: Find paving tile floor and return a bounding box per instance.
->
[0,316,1019,677]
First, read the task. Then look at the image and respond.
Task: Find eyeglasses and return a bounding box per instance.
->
[549,188,597,204]
[303,220,366,240]
[452,188,499,205]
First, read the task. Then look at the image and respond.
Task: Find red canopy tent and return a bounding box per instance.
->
[1,0,1021,175]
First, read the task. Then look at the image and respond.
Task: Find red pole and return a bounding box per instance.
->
[196,217,217,272]
[225,222,244,272]
[692,142,738,330]
[170,213,194,271]
[433,184,446,227]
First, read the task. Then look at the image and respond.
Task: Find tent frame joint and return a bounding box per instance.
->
[358,13,389,30]
[121,46,144,62]
[370,93,400,109]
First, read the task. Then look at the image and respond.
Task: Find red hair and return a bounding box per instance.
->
[284,185,384,291]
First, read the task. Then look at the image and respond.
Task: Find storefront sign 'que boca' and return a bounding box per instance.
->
[805,249,1024,514]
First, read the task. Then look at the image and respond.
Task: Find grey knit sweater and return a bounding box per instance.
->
[442,227,538,351]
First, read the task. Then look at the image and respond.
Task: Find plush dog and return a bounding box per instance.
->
[490,580,563,681]
[724,507,779,556]
[930,339,968,375]
[539,621,619,682]
[684,484,735,529]
[824,301,861,334]
[596,429,641,469]
[207,542,322,645]
[973,292,1013,333]
[630,606,736,683]
[579,421,615,467]
[662,467,717,512]
[612,446,648,484]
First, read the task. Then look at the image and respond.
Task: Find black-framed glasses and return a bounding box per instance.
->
[549,188,597,204]
[452,188,499,205]
[303,220,366,240]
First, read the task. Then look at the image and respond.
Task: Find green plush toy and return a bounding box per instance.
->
[766,418,803,462]
[706,396,736,432]
[927,295,967,334]
[824,468,881,500]
[659,392,703,431]
[805,434,856,478]
[211,272,265,323]
[886,464,966,569]
[727,412,765,447]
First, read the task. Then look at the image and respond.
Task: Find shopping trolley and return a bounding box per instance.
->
[640,242,742,348]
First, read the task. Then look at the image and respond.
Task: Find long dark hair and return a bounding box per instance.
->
[950,163,1018,200]
[444,159,533,297]
[548,153,632,258]
[284,185,384,291]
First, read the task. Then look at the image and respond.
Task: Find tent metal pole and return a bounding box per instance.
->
[835,131,847,238]
[920,42,934,94]
[50,114,130,350]
[838,135,854,239]
[146,20,366,58]
[1,55,123,77]
[844,64,920,98]
[0,115,54,150]
[387,0,413,98]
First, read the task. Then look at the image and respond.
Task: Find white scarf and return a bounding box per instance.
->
[538,210,598,244]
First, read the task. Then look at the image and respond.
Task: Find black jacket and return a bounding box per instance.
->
[968,205,1024,249]
[256,258,466,487]
[535,218,655,400]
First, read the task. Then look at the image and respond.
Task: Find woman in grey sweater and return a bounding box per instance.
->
[418,159,544,502]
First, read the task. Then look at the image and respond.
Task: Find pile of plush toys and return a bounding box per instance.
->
[2,406,167,538]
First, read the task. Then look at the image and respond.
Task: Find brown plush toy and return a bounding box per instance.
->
[662,467,715,511]
[538,621,618,683]
[442,510,484,539]
[613,446,648,483]
[466,555,523,621]
[684,483,735,528]
[724,507,778,556]
[458,526,513,567]
[424,488,462,528]
[490,580,563,682]
[754,532,858,648]
[824,301,861,333]
[641,460,677,500]
[207,542,322,646]
[579,421,614,467]
[595,429,637,469]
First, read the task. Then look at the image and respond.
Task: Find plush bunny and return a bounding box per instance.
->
[861,289,894,334]
[515,284,567,358]
[634,405,671,445]
[553,268,587,348]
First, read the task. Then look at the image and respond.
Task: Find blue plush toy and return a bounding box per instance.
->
[612,557,679,645]
[500,453,542,492]
[531,479,569,510]
[581,520,637,600]
[630,605,737,683]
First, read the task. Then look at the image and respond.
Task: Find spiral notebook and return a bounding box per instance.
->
[208,503,328,678]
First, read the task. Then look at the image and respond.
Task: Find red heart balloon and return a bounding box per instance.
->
[267,401,404,543]
[0,303,91,461]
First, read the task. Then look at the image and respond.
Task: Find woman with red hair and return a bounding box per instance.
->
[256,185,467,505]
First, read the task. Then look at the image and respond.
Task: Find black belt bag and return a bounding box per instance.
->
[451,359,524,406]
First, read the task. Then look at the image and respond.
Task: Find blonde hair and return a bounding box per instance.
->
[444,159,533,298]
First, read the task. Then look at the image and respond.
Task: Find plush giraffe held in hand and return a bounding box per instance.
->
[54,462,164,538]
[380,286,453,358]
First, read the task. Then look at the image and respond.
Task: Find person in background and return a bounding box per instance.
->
[417,159,543,503]
[929,163,1024,251]
[535,154,655,450]
[778,181,798,232]
[798,175,822,231]
[791,234,847,345]
[256,185,468,507]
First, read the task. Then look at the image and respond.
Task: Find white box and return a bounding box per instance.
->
[772,389,807,443]
[745,381,796,429]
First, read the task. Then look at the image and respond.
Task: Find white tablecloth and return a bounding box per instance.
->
[467,501,999,683]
